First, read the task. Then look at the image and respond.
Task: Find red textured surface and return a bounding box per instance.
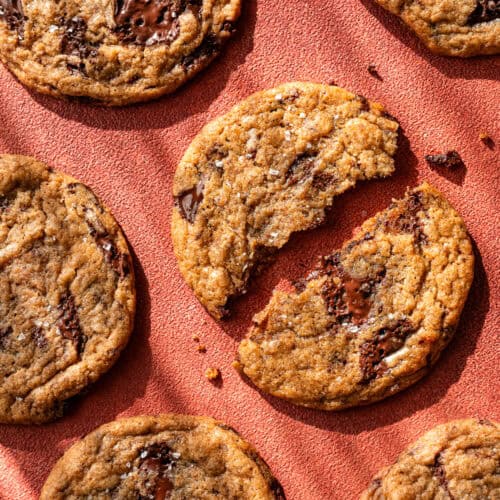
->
[0,1,499,499]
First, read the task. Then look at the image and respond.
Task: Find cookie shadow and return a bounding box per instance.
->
[358,0,500,81]
[219,129,419,340]
[24,0,257,131]
[234,236,488,434]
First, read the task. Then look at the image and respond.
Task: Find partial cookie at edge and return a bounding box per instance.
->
[0,154,135,423]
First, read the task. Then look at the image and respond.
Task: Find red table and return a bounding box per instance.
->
[0,1,498,498]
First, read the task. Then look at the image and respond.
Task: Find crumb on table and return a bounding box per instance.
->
[205,367,220,381]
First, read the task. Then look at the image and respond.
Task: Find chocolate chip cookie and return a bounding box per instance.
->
[236,183,474,410]
[361,418,500,499]
[374,0,500,56]
[0,0,241,105]
[0,155,135,423]
[172,82,399,319]
[40,414,286,499]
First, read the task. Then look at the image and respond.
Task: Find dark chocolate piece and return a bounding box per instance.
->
[425,151,465,169]
[385,191,427,245]
[286,154,316,185]
[61,17,97,73]
[320,253,382,325]
[57,293,86,355]
[137,443,177,499]
[467,0,500,25]
[85,215,130,278]
[0,0,25,39]
[175,177,205,223]
[359,320,413,382]
[433,453,455,499]
[181,33,220,71]
[114,0,202,46]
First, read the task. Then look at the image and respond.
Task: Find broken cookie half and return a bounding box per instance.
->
[236,183,474,410]
[172,82,399,319]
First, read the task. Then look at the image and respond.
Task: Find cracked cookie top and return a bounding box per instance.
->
[0,0,241,105]
[0,155,135,423]
[374,0,500,57]
[171,82,399,319]
[40,414,286,499]
[361,419,500,499]
[236,183,474,410]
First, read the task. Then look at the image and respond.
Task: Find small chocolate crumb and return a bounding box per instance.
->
[192,335,200,342]
[479,132,495,149]
[367,64,383,81]
[197,344,206,353]
[205,367,220,381]
[425,151,465,169]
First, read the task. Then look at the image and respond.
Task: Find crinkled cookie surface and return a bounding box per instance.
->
[0,155,135,423]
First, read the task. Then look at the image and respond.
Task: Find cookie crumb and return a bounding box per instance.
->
[205,367,220,381]
[197,344,207,353]
[479,132,494,149]
[425,150,465,169]
[231,360,242,372]
[192,335,200,342]
[367,64,383,81]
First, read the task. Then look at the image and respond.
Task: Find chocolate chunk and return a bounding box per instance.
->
[0,326,12,349]
[175,177,205,223]
[286,153,316,185]
[86,217,130,278]
[137,443,177,499]
[320,254,382,325]
[181,33,220,71]
[433,453,455,499]
[312,172,335,191]
[0,0,25,39]
[367,64,383,81]
[57,293,86,355]
[359,320,413,382]
[425,150,465,169]
[467,0,499,25]
[114,0,201,46]
[385,191,427,245]
[61,17,97,73]
[32,326,48,349]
